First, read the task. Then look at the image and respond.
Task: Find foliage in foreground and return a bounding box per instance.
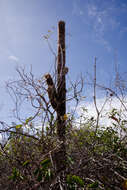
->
[0,111,127,190]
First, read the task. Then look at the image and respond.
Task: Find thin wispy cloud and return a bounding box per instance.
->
[87,2,120,51]
[72,1,84,16]
[8,55,19,62]
[120,26,127,35]
[72,0,127,51]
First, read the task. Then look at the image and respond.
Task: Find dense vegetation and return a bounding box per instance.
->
[0,106,127,189]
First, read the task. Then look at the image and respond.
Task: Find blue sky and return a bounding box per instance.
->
[0,0,127,122]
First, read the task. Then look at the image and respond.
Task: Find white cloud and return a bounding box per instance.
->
[8,55,19,62]
[76,96,127,128]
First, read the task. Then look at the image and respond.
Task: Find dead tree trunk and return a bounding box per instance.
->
[52,21,67,177]
[45,21,67,188]
[57,21,66,142]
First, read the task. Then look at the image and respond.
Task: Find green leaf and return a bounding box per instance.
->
[34,168,43,182]
[67,156,74,165]
[37,171,43,182]
[51,114,54,122]
[45,169,52,180]
[40,158,51,169]
[67,174,84,187]
[34,168,40,176]
[25,117,33,124]
[46,126,49,131]
[72,175,84,186]
[88,181,99,188]
[15,124,22,129]
[9,168,22,181]
[23,160,30,167]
